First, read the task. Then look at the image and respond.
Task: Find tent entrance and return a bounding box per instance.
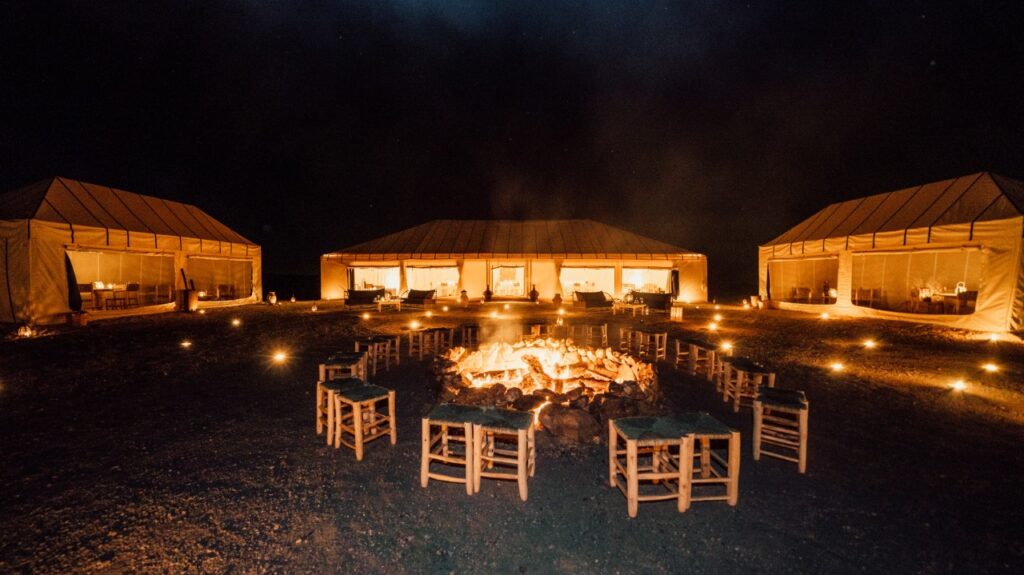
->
[767,256,839,304]
[491,265,525,297]
[67,249,176,309]
[187,257,254,301]
[350,266,400,296]
[406,266,459,297]
[622,268,671,294]
[851,249,982,314]
[560,267,614,296]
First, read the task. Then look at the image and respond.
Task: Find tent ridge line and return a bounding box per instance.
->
[927,173,983,231]
[56,178,112,240]
[126,189,181,243]
[876,183,926,236]
[819,196,870,243]
[155,197,201,242]
[918,178,963,242]
[71,179,135,239]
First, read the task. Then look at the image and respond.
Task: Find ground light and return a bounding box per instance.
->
[503,304,510,311]
[720,341,733,352]
[863,339,876,349]
[988,333,1000,342]
[198,309,206,315]
[272,350,288,363]
[180,340,193,349]
[425,311,433,318]
[820,312,830,320]
[442,305,449,312]
[713,313,723,322]
[950,379,968,392]
[708,322,718,331]
[310,304,318,312]
[410,320,421,329]
[830,361,844,372]
[557,308,565,316]
[982,362,999,373]
[361,312,370,320]
[490,311,498,319]
[231,318,241,327]
[714,304,720,310]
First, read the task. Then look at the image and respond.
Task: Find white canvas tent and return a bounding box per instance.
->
[0,177,261,324]
[322,219,707,303]
[758,172,1024,332]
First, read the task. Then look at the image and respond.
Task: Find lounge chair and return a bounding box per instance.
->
[573,290,613,309]
[345,288,385,308]
[401,289,436,308]
[634,291,672,312]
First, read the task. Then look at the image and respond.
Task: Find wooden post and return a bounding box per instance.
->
[700,437,711,479]
[353,402,364,461]
[388,391,397,445]
[464,422,474,496]
[706,350,716,381]
[753,401,763,461]
[798,407,809,474]
[420,419,430,487]
[316,381,323,435]
[678,436,693,512]
[326,391,335,446]
[517,428,528,501]
[608,420,617,487]
[627,439,638,518]
[727,431,740,506]
[733,372,746,412]
[472,425,483,494]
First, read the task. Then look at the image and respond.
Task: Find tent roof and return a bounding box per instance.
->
[327,219,700,260]
[0,177,255,245]
[762,172,1024,247]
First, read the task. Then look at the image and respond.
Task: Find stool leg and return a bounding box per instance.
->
[734,372,746,412]
[753,401,763,461]
[627,439,639,518]
[353,402,364,461]
[388,391,397,445]
[678,436,693,512]
[798,407,809,474]
[700,437,711,479]
[316,381,324,435]
[333,395,343,449]
[727,431,740,506]
[326,391,335,446]
[528,425,536,477]
[464,422,474,496]
[608,420,617,487]
[420,419,430,487]
[706,350,715,382]
[688,345,697,375]
[517,428,528,501]
[472,425,482,494]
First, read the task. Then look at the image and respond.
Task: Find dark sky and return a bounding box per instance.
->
[3,1,1023,295]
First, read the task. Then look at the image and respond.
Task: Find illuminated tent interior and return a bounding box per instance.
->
[759,172,1024,332]
[322,219,707,303]
[0,177,261,323]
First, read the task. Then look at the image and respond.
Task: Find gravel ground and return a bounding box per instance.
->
[1,302,1022,574]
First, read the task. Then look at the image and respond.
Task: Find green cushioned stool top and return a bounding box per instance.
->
[614,412,734,440]
[324,350,367,364]
[679,336,717,349]
[722,356,771,374]
[426,404,533,430]
[337,382,391,403]
[322,377,363,391]
[758,386,808,409]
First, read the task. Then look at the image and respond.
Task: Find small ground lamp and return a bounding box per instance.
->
[272,350,288,363]
[950,379,968,392]
[708,322,718,331]
[862,339,876,349]
[988,333,1000,342]
[557,308,566,316]
[503,304,510,311]
[180,339,193,349]
[720,341,733,352]
[982,362,999,373]
[830,361,844,372]
[425,311,433,318]
[442,305,449,312]
[231,318,241,327]
[361,312,370,320]
[820,312,830,320]
[713,313,723,322]
[410,320,421,329]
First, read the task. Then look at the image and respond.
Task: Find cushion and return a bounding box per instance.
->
[346,288,385,305]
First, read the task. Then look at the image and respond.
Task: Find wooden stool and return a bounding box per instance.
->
[381,334,401,367]
[525,322,555,340]
[672,339,691,370]
[316,377,356,443]
[686,413,741,506]
[754,387,809,473]
[570,323,608,347]
[609,417,695,518]
[460,324,480,348]
[421,404,482,495]
[355,337,388,377]
[407,328,426,360]
[471,408,536,501]
[433,327,455,353]
[319,350,368,382]
[712,345,733,392]
[619,327,637,353]
[681,337,716,379]
[721,356,775,412]
[637,331,667,361]
[331,379,396,460]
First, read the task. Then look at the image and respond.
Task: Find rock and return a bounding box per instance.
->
[598,397,639,424]
[453,387,492,405]
[488,383,507,399]
[607,382,624,396]
[533,388,557,400]
[565,387,583,402]
[570,395,589,410]
[539,404,600,443]
[503,387,523,403]
[512,395,547,412]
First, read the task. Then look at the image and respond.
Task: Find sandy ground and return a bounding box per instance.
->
[1,302,1022,574]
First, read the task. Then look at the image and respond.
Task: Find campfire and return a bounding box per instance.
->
[436,338,659,442]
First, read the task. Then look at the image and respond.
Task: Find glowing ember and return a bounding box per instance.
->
[863,339,876,349]
[17,325,34,338]
[982,363,999,373]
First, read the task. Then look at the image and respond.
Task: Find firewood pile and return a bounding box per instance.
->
[434,338,660,442]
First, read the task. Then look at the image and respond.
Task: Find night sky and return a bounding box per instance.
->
[3,1,1023,296]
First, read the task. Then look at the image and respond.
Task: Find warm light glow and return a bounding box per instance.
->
[311,304,318,312]
[533,401,552,429]
[290,296,296,303]
[820,312,830,320]
[361,312,370,320]
[830,361,844,372]
[410,320,421,330]
[950,379,967,392]
[490,311,498,319]
[426,311,433,318]
[231,318,241,327]
[863,339,876,349]
[503,304,510,311]
[442,305,449,312]
[180,340,192,349]
[714,304,720,310]
[742,303,750,309]
[17,325,34,338]
[556,317,564,326]
[557,308,566,316]
[982,363,999,373]
[988,333,1000,342]
[708,322,718,331]
[720,341,733,352]
[713,313,723,322]
[198,309,206,315]
[273,350,288,363]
